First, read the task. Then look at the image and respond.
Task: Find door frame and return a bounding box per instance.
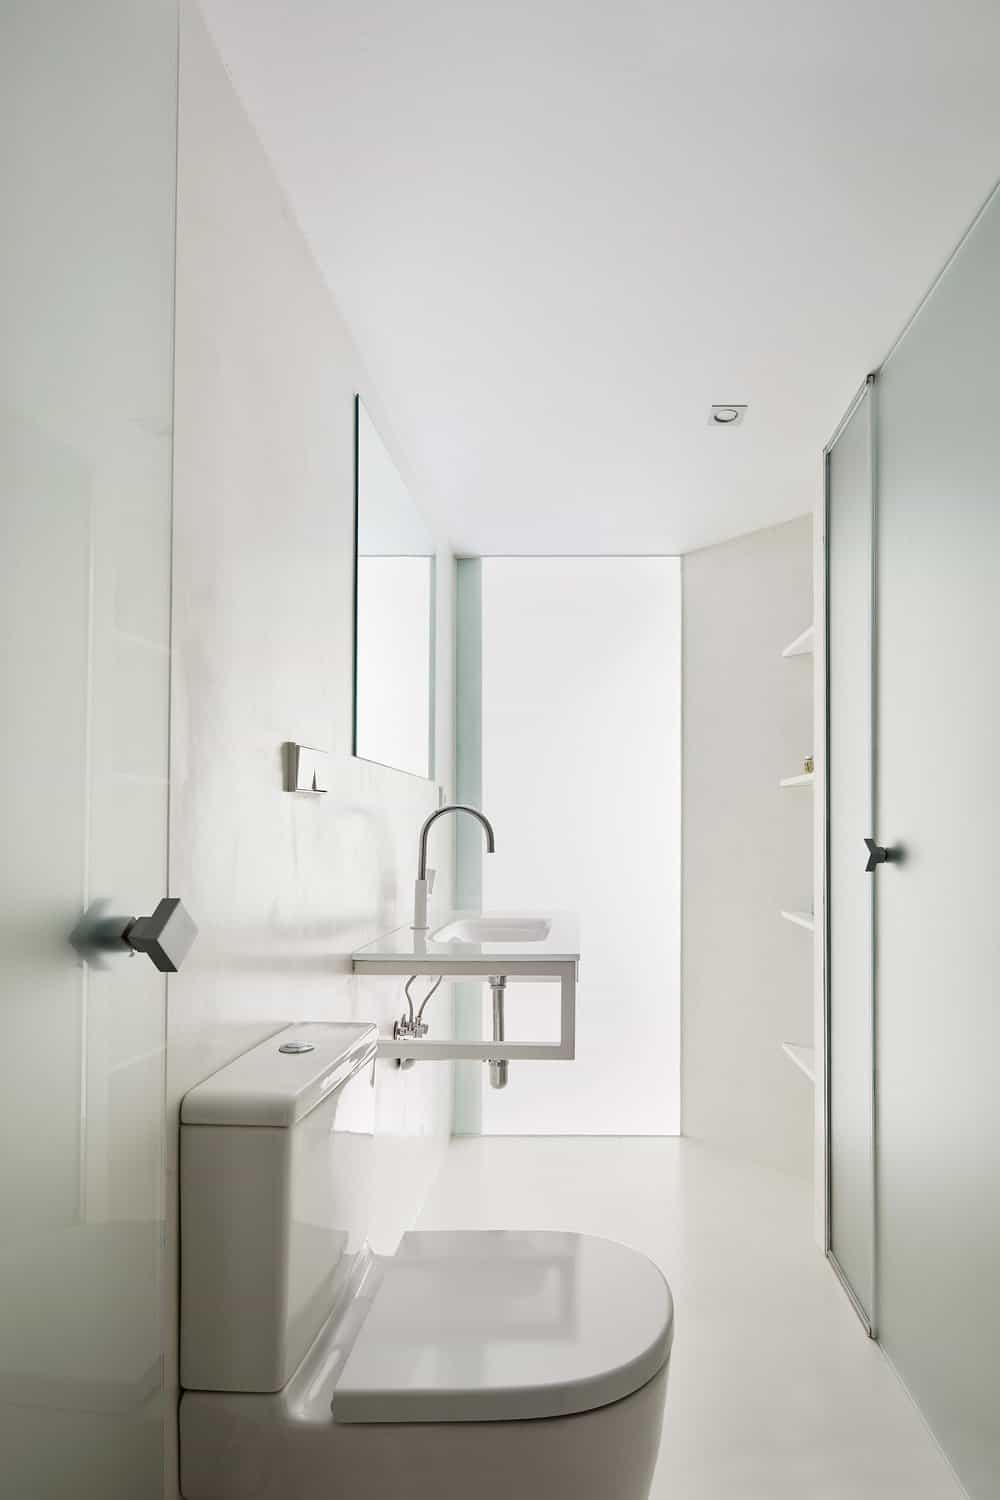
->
[822,371,879,1338]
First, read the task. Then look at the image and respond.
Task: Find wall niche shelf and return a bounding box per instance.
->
[779,618,816,1144]
[781,1042,816,1083]
[782,624,815,658]
[780,909,815,932]
[780,772,814,788]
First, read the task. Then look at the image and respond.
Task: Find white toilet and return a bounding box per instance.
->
[179,1023,673,1500]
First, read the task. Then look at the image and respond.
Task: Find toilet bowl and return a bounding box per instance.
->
[179,1024,673,1500]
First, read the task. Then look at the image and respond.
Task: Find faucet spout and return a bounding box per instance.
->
[413,804,495,928]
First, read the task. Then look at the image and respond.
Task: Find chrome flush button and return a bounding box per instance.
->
[278,1040,315,1055]
[708,403,747,426]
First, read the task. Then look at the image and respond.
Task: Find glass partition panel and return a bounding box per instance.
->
[0,1,178,1491]
[825,383,876,1330]
[876,186,1000,1500]
[353,398,435,779]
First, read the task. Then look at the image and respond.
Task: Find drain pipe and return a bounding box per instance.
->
[487,975,508,1090]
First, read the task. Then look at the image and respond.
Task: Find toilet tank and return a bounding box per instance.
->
[180,1022,378,1394]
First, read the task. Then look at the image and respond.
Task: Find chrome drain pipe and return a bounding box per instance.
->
[487,975,508,1089]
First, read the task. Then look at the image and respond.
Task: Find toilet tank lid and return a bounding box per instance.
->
[180,1023,378,1128]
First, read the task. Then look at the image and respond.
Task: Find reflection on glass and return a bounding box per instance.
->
[353,398,435,779]
[0,0,176,1490]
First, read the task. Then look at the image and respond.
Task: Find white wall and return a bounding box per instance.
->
[165,6,455,1494]
[462,557,681,1136]
[682,516,814,1179]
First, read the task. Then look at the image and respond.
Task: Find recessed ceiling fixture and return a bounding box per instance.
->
[709,404,747,426]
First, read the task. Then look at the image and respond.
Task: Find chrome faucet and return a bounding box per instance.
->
[413,804,495,929]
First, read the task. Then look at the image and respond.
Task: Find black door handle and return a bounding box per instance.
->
[864,837,892,873]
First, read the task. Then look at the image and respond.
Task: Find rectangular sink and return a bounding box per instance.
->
[352,911,578,1064]
[351,909,577,967]
[431,916,552,945]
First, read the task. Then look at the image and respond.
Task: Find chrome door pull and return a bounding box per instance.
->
[122,898,198,971]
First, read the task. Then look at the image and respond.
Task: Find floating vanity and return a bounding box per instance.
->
[352,911,579,1064]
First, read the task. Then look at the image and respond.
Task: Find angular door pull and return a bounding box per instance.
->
[123,898,198,971]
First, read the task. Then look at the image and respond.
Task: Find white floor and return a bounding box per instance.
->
[416,1137,965,1500]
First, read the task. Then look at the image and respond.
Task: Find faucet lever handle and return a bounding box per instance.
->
[425,867,436,894]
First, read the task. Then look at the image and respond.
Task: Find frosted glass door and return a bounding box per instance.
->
[825,385,875,1329]
[875,189,1000,1499]
[0,2,178,1493]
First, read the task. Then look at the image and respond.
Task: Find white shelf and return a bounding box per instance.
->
[781,624,815,658]
[779,771,814,788]
[781,1043,815,1083]
[780,909,815,932]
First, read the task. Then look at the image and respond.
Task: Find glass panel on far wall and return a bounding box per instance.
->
[353,398,435,779]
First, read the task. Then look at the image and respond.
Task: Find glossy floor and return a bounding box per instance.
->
[416,1137,963,1500]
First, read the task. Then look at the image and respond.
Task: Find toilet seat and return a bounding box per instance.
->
[180,1228,673,1499]
[332,1229,674,1424]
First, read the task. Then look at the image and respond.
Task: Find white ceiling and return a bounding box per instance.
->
[200,0,1000,555]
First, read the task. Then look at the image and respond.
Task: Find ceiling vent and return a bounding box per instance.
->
[709,404,747,426]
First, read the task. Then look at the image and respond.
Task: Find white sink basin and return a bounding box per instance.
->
[431,915,552,945]
[352,913,578,1063]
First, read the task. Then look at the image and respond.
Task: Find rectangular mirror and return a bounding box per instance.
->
[353,396,435,779]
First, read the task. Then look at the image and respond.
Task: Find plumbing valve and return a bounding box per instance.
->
[393,1015,429,1043]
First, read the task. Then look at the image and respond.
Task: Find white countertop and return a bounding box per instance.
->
[352,910,579,967]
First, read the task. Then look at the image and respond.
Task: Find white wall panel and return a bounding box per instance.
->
[683,518,814,1179]
[167,8,455,1493]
